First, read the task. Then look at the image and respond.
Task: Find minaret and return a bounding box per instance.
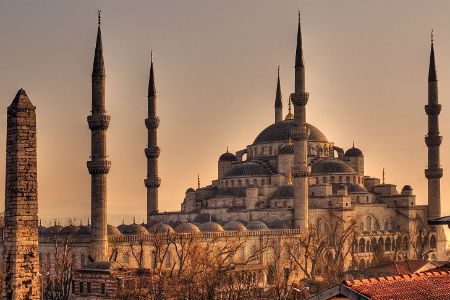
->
[425,32,442,221]
[145,51,161,223]
[3,89,40,300]
[87,11,110,262]
[291,12,310,229]
[275,66,283,123]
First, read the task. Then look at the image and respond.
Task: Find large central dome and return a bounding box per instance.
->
[253,120,328,145]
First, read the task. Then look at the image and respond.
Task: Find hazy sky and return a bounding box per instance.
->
[0,0,448,226]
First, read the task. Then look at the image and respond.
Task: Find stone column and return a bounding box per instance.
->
[2,89,40,300]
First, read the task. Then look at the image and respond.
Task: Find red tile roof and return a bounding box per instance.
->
[343,270,450,300]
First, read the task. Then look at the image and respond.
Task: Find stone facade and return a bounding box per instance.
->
[2,89,40,300]
[87,16,111,262]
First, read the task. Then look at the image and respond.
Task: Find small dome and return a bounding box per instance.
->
[223,221,247,231]
[186,187,196,193]
[402,185,412,191]
[75,225,91,236]
[200,222,224,232]
[148,223,175,234]
[311,159,356,175]
[175,223,201,234]
[38,226,48,235]
[224,161,272,178]
[272,185,294,198]
[345,147,363,157]
[246,220,269,231]
[60,225,79,235]
[278,144,294,155]
[332,183,367,194]
[117,223,149,235]
[47,225,63,235]
[107,225,122,236]
[219,151,237,162]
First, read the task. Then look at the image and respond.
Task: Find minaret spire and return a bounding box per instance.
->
[274,65,283,123]
[425,33,442,221]
[291,12,310,230]
[87,11,111,262]
[145,51,161,223]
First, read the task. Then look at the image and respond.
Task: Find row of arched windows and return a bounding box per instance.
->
[219,177,271,188]
[315,175,363,185]
[248,143,333,159]
[356,235,436,254]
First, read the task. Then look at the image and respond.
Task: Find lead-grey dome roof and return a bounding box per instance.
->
[311,159,356,175]
[223,221,247,231]
[175,223,200,233]
[224,161,273,178]
[219,152,237,162]
[272,185,294,198]
[107,225,122,236]
[246,220,269,231]
[253,120,328,145]
[331,183,367,194]
[148,223,175,234]
[117,223,149,235]
[199,222,224,232]
[344,147,363,157]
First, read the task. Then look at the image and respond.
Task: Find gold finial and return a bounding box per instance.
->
[352,141,355,148]
[288,137,292,146]
[151,50,153,62]
[97,9,101,26]
[197,173,200,189]
[133,217,136,224]
[226,146,229,153]
[285,97,294,120]
[288,170,292,184]
[431,29,434,43]
[382,168,385,184]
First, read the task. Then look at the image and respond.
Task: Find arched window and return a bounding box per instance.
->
[225,181,229,188]
[261,179,265,185]
[330,176,335,183]
[364,216,372,232]
[430,235,437,248]
[371,238,377,252]
[81,254,85,267]
[253,179,258,185]
[339,176,343,182]
[366,240,370,253]
[359,259,366,270]
[269,146,273,156]
[356,196,360,202]
[323,177,327,183]
[237,179,242,187]
[245,179,250,186]
[385,237,391,251]
[359,239,365,253]
[384,220,391,231]
[353,176,356,183]
[231,180,234,187]
[373,219,380,231]
[378,238,384,253]
[346,176,350,183]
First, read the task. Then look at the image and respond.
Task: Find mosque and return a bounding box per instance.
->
[28,12,447,298]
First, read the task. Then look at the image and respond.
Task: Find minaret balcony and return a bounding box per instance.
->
[425,168,443,179]
[87,115,111,130]
[87,160,111,174]
[425,135,442,147]
[145,147,160,158]
[292,165,311,178]
[145,116,160,129]
[425,104,441,115]
[290,92,309,106]
[145,176,161,188]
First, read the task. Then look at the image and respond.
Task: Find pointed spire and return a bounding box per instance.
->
[295,11,304,68]
[428,30,437,82]
[148,50,156,97]
[10,88,34,109]
[275,66,282,108]
[92,9,105,77]
[382,168,385,184]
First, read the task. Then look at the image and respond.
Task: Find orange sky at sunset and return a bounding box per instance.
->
[0,1,448,227]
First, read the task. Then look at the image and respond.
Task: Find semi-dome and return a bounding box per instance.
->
[345,146,363,157]
[175,223,201,234]
[224,161,272,178]
[200,222,224,232]
[253,120,328,145]
[246,220,269,231]
[117,223,149,235]
[107,225,122,236]
[311,159,356,175]
[148,223,175,234]
[219,151,237,162]
[278,144,294,155]
[223,221,247,231]
[47,225,63,235]
[272,185,294,198]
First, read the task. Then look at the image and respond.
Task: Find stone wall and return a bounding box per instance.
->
[2,89,40,300]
